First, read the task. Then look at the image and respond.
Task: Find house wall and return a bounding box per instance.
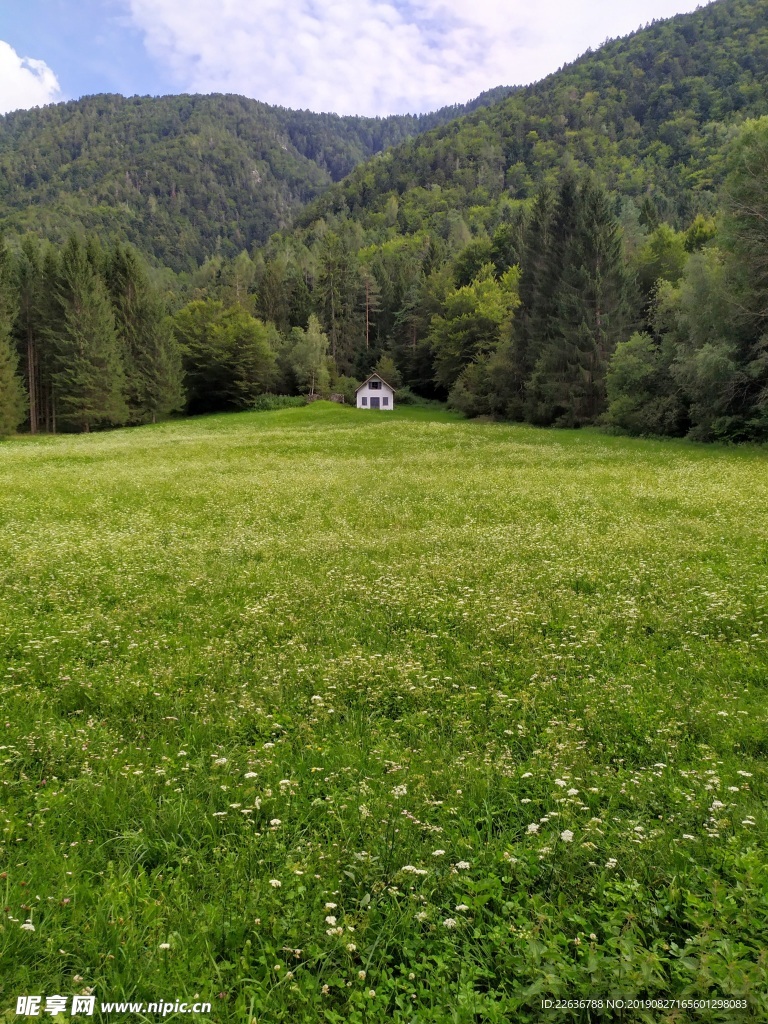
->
[356,380,395,410]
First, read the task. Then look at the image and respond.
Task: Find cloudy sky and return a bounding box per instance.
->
[1,0,709,117]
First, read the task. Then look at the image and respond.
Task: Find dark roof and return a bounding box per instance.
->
[355,373,396,393]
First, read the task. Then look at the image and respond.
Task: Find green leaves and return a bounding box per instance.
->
[430,263,520,391]
[172,299,278,412]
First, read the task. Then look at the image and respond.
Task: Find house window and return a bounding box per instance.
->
[383,397,389,406]
[361,396,368,406]
[369,380,381,390]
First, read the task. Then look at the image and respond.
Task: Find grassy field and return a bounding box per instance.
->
[1,403,767,1023]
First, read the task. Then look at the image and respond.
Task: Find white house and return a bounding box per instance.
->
[356,373,395,410]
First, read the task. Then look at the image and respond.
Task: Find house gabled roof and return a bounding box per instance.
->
[355,373,397,393]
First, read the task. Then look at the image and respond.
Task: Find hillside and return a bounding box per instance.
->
[302,0,768,235]
[0,88,515,270]
[3,3,766,271]
[3,0,768,445]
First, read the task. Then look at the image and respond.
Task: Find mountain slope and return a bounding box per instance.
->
[301,0,768,235]
[0,89,515,270]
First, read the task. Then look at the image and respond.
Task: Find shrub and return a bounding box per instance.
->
[251,394,307,411]
[333,375,361,405]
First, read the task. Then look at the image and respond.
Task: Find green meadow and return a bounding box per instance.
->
[1,404,767,1023]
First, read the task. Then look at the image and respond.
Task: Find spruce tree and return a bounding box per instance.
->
[106,245,184,423]
[0,331,25,436]
[0,236,25,435]
[505,185,556,419]
[14,235,55,434]
[0,237,24,434]
[527,177,630,425]
[52,237,128,432]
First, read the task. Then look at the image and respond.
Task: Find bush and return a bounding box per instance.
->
[333,375,361,405]
[393,386,418,405]
[251,394,307,412]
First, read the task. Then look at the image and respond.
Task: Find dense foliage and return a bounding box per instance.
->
[305,0,768,235]
[0,235,187,434]
[3,0,768,441]
[0,90,515,271]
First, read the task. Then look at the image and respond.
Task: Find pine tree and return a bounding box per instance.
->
[106,245,184,423]
[52,237,128,432]
[526,177,630,425]
[505,185,555,419]
[0,331,25,436]
[39,247,61,432]
[14,236,48,434]
[359,266,382,351]
[0,236,26,436]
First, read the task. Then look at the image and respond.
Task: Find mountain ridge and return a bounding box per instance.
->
[0,87,516,269]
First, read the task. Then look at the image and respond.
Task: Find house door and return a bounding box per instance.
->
[370,397,380,409]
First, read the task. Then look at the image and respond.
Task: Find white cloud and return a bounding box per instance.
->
[125,0,708,116]
[0,40,61,115]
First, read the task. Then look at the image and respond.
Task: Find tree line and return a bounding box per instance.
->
[2,116,767,442]
[0,236,183,435]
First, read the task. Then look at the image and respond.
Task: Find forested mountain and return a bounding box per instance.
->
[3,0,768,443]
[303,0,768,234]
[0,89,516,271]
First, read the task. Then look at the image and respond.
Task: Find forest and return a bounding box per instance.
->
[1,0,767,442]
[0,88,515,270]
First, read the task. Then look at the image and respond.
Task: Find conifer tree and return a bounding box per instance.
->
[14,236,48,434]
[0,330,25,436]
[0,235,26,436]
[527,177,630,425]
[505,185,555,419]
[316,232,360,370]
[39,247,61,432]
[51,237,128,432]
[106,245,184,423]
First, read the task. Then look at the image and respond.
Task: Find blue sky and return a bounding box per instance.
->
[0,0,173,101]
[1,0,710,117]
